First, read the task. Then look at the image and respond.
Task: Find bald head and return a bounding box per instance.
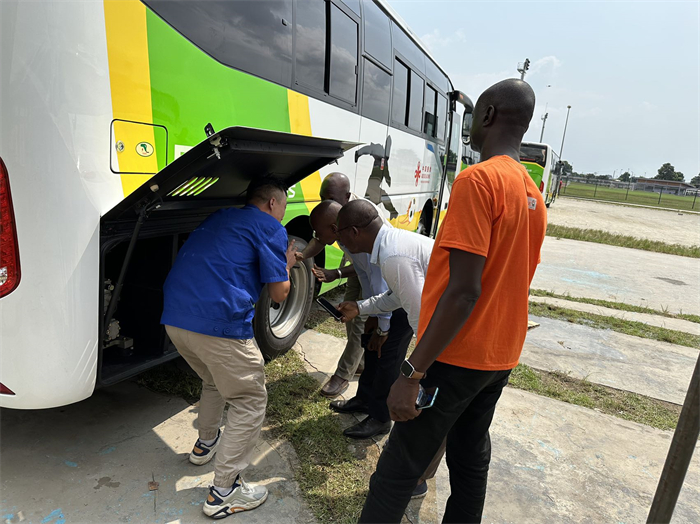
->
[337,199,378,228]
[337,199,381,254]
[470,79,536,154]
[310,199,342,227]
[320,172,352,205]
[309,200,342,246]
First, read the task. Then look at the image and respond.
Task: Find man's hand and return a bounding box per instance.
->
[311,265,339,283]
[368,333,388,358]
[337,301,360,323]
[387,376,421,422]
[294,251,305,262]
[285,240,297,270]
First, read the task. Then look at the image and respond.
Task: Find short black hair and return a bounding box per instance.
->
[246,176,288,204]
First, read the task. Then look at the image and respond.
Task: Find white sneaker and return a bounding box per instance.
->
[203,478,269,519]
[189,430,221,465]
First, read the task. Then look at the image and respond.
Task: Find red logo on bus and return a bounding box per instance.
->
[414,161,421,186]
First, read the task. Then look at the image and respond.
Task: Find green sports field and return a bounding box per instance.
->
[561,182,699,211]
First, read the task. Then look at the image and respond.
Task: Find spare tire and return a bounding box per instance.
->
[253,235,314,361]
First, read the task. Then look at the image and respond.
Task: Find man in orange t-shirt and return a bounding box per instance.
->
[359,79,547,524]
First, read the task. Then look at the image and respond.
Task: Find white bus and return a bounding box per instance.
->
[0,0,472,409]
[519,142,561,207]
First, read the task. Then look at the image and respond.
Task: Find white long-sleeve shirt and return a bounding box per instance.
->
[357,225,434,334]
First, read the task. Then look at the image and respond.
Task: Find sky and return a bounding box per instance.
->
[387,0,700,181]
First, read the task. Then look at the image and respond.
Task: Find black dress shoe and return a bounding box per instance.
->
[330,396,369,414]
[343,416,392,439]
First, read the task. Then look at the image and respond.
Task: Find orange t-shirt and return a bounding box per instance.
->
[417,155,547,370]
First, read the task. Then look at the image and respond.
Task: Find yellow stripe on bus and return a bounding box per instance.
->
[287,91,322,207]
[104,0,158,196]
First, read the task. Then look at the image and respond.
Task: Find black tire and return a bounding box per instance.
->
[253,235,314,361]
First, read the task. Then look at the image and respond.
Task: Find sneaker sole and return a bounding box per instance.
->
[189,443,219,466]
[411,490,428,500]
[204,490,269,519]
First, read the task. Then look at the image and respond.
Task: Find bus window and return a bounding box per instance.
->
[408,70,424,131]
[362,0,391,68]
[519,144,547,167]
[144,1,293,88]
[436,93,447,141]
[425,58,450,95]
[361,59,391,124]
[424,85,437,137]
[295,0,326,93]
[340,0,360,16]
[392,59,409,125]
[329,4,358,104]
[391,22,425,73]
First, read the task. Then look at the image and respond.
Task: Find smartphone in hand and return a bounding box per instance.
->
[316,297,343,321]
[416,385,438,410]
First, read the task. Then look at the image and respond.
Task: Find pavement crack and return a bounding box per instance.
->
[297,343,322,373]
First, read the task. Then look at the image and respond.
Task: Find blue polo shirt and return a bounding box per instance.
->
[161,205,289,339]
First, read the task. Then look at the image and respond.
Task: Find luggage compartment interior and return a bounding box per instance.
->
[99,231,190,386]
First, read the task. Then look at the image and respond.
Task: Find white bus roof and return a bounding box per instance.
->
[374,0,454,92]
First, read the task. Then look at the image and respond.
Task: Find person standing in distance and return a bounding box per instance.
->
[161,176,297,519]
[358,79,547,523]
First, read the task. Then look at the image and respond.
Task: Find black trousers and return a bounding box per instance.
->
[359,360,512,523]
[356,308,413,423]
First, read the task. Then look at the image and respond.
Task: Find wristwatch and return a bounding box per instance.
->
[375,328,390,337]
[400,360,425,380]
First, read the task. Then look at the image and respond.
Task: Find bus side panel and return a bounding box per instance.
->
[0,2,113,408]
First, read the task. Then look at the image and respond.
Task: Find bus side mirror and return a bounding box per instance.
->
[462,103,474,146]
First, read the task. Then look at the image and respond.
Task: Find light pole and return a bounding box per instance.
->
[539,112,548,142]
[539,86,551,143]
[559,105,572,159]
[517,58,530,80]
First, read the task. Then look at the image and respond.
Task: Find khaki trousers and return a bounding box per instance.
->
[334,274,365,380]
[165,325,267,488]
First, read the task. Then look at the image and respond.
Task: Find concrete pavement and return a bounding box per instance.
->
[296,329,700,524]
[530,295,700,336]
[522,315,698,404]
[533,237,700,315]
[0,382,315,524]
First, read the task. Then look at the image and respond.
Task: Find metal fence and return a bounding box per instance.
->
[559,177,699,211]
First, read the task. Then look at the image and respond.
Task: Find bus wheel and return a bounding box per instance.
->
[254,235,314,361]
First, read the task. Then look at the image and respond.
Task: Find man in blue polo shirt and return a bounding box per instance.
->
[161,176,296,519]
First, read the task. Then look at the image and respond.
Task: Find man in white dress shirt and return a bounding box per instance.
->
[337,199,433,337]
[336,198,441,498]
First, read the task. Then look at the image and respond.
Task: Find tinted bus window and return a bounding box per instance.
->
[341,0,361,16]
[391,22,425,73]
[424,85,437,137]
[296,0,326,93]
[362,0,391,68]
[329,4,358,104]
[392,59,409,125]
[408,71,424,131]
[520,144,547,167]
[425,58,450,95]
[436,93,447,141]
[144,1,293,87]
[362,59,391,123]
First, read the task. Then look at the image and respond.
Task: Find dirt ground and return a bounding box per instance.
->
[548,198,700,247]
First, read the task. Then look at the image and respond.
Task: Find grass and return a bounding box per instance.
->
[509,364,681,431]
[561,181,699,211]
[135,309,688,521]
[265,351,375,524]
[546,224,700,258]
[530,289,700,324]
[529,301,700,349]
